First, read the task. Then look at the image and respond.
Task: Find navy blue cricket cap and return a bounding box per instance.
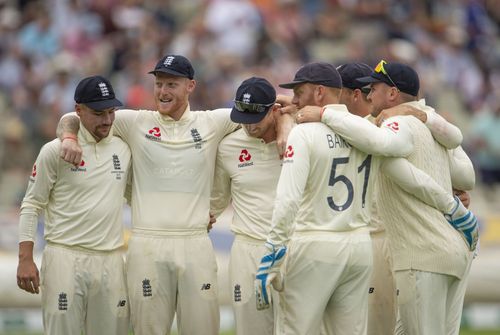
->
[337,63,372,90]
[357,61,420,96]
[230,77,276,124]
[148,54,194,79]
[279,62,342,89]
[74,75,122,111]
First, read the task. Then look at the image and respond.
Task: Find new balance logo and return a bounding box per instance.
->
[143,279,152,297]
[58,292,68,311]
[368,287,375,294]
[201,283,211,290]
[117,299,127,307]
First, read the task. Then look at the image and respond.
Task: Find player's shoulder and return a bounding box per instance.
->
[191,107,231,120]
[291,121,332,137]
[37,138,62,161]
[116,108,153,122]
[108,134,130,149]
[217,128,247,152]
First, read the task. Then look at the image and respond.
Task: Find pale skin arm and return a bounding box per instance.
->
[375,104,426,126]
[455,189,470,208]
[273,104,295,158]
[296,106,473,210]
[17,241,39,294]
[56,114,82,165]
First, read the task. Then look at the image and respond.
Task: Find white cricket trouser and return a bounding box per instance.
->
[41,243,129,335]
[277,230,373,335]
[126,230,220,335]
[394,254,473,335]
[367,230,397,335]
[229,234,278,335]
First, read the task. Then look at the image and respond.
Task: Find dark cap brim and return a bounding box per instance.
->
[84,98,123,111]
[357,72,392,86]
[148,68,193,79]
[230,107,270,124]
[278,80,307,89]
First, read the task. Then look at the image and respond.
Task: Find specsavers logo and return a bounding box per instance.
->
[145,127,162,142]
[238,149,253,168]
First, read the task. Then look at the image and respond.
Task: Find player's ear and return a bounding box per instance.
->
[75,103,82,117]
[186,79,196,93]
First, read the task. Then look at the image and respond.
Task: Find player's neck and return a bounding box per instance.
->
[260,127,277,144]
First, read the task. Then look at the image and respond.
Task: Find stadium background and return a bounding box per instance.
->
[0,0,499,333]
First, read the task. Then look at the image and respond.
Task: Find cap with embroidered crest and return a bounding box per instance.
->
[74,75,122,111]
[148,54,195,79]
[230,77,276,124]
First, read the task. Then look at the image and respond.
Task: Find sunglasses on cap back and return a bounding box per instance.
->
[374,60,400,92]
[233,100,274,113]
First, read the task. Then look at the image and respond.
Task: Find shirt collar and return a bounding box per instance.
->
[78,122,113,144]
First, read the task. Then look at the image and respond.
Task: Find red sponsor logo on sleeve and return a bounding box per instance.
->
[284,145,294,158]
[385,121,399,132]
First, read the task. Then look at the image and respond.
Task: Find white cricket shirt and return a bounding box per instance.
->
[268,122,378,245]
[211,128,282,240]
[19,125,131,251]
[112,106,238,233]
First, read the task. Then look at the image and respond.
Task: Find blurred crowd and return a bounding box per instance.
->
[0,0,499,250]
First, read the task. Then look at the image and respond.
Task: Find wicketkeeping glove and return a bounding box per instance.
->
[255,242,287,310]
[445,196,479,251]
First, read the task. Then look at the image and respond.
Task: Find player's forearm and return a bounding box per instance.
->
[19,208,39,243]
[381,158,456,213]
[321,105,413,157]
[56,113,80,139]
[424,107,462,149]
[449,147,475,191]
[18,241,35,262]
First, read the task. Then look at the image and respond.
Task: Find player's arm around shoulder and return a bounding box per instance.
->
[319,104,414,157]
[448,146,475,191]
[111,108,142,140]
[206,107,240,138]
[375,100,463,149]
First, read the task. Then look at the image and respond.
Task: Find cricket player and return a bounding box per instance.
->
[210,77,282,335]
[313,61,477,334]
[16,75,131,335]
[56,55,291,335]
[254,63,381,335]
[264,62,477,335]
[56,55,236,334]
[336,63,475,335]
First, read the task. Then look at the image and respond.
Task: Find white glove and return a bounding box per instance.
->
[255,242,287,310]
[445,196,479,251]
